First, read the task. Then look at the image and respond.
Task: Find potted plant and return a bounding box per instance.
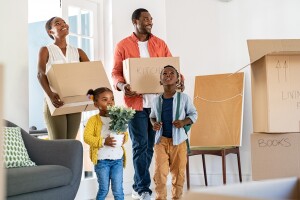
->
[107,105,135,147]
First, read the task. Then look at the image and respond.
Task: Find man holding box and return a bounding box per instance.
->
[112,8,184,200]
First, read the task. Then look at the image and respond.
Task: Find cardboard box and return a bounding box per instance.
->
[46,61,111,116]
[251,132,300,181]
[183,177,300,200]
[122,57,180,93]
[190,72,244,147]
[248,39,300,133]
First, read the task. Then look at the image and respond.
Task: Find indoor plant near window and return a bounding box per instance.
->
[107,105,135,147]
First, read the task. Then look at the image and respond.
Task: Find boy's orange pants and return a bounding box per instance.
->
[153,137,187,200]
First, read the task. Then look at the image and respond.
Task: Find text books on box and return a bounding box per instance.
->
[251,132,300,180]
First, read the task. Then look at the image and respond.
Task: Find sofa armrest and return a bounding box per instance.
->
[21,132,83,185]
[3,120,83,184]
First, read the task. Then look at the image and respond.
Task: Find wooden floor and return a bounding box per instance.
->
[99,185,190,200]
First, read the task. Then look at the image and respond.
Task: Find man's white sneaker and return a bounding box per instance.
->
[140,192,151,200]
[131,190,140,199]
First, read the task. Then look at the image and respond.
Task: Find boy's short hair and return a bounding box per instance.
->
[161,65,179,78]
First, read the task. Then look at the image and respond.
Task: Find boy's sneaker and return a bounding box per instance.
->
[140,192,151,200]
[131,190,140,199]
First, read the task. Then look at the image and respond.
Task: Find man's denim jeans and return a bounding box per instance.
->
[94,159,124,200]
[128,108,155,195]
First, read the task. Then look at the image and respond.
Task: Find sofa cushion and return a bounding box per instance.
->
[3,127,36,168]
[6,165,72,197]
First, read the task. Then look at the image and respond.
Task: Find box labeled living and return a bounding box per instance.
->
[46,61,111,116]
[190,72,244,147]
[123,57,180,93]
[251,132,300,181]
[248,39,300,133]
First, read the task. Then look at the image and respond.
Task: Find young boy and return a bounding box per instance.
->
[150,65,198,200]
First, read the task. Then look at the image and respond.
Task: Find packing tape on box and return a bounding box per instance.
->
[227,62,251,77]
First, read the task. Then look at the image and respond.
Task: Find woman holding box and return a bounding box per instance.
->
[37,16,90,139]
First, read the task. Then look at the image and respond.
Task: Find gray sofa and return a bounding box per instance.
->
[5,120,83,200]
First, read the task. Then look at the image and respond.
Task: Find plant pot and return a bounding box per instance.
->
[110,133,124,147]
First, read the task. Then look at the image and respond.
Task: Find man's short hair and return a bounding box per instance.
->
[132,8,149,21]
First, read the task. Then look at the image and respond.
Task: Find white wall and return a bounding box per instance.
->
[165,0,300,186]
[0,1,28,196]
[28,0,61,23]
[0,0,28,130]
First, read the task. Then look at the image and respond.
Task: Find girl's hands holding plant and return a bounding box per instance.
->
[104,135,116,147]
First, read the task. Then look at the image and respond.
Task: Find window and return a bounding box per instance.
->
[67,7,94,59]
[62,0,99,178]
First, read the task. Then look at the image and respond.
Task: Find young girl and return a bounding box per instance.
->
[84,87,128,200]
[150,65,198,200]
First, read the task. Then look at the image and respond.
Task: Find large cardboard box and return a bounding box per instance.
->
[248,39,300,133]
[183,177,300,200]
[251,132,300,181]
[122,57,180,93]
[46,61,111,116]
[190,72,244,147]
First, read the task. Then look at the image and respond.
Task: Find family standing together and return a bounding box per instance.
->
[37,8,198,200]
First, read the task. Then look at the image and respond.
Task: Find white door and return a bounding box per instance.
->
[62,1,100,199]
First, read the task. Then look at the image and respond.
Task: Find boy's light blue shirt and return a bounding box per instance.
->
[150,92,198,145]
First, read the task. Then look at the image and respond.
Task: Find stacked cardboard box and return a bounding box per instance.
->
[248,39,300,180]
